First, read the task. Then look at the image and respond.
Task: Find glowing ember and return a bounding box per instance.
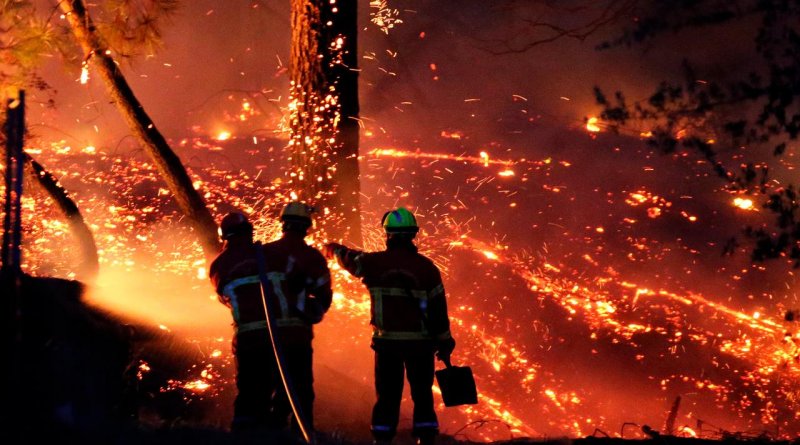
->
[80,62,89,84]
[479,151,490,167]
[733,197,755,211]
[369,147,548,168]
[8,128,800,440]
[585,116,601,132]
[184,379,211,392]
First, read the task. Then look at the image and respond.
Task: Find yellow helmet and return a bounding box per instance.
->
[381,207,419,233]
[280,201,314,223]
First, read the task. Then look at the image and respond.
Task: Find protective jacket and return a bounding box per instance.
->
[209,233,332,343]
[330,243,451,342]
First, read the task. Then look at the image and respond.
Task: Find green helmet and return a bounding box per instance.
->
[381,207,419,233]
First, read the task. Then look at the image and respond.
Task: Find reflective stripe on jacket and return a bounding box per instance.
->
[209,233,332,337]
[332,243,452,341]
[220,275,310,332]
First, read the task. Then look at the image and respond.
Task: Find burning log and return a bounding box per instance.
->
[24,153,99,279]
[664,395,681,436]
[2,91,98,279]
[58,0,220,259]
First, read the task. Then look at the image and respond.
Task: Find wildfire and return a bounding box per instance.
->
[368,147,558,170]
[8,134,800,441]
[80,62,89,85]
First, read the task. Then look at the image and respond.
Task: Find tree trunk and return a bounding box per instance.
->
[25,154,99,280]
[289,0,362,245]
[59,0,220,259]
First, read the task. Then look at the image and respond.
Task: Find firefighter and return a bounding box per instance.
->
[209,204,332,434]
[323,207,456,445]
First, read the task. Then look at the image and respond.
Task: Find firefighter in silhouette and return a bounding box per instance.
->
[324,207,455,445]
[209,204,332,433]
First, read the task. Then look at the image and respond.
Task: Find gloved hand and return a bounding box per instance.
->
[322,242,343,260]
[435,337,456,364]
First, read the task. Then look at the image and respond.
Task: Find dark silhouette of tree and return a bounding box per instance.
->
[2,1,220,260]
[1,9,98,278]
[25,152,100,278]
[594,0,800,265]
[289,0,361,245]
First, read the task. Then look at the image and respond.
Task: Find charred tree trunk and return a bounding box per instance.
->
[2,92,99,280]
[25,154,99,279]
[290,0,362,245]
[59,0,220,259]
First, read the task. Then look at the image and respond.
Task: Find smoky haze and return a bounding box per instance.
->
[11,0,800,441]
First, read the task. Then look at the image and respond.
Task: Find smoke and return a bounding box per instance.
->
[8,0,800,441]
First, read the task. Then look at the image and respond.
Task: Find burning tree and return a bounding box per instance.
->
[289,0,362,245]
[1,4,98,278]
[1,0,220,260]
[59,0,220,258]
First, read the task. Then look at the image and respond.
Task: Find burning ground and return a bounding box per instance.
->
[5,0,800,442]
[6,120,800,441]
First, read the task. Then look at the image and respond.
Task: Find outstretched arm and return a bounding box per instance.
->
[323,243,367,278]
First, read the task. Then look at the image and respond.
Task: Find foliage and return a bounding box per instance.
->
[95,0,180,58]
[595,0,800,265]
[0,0,62,95]
[0,0,179,96]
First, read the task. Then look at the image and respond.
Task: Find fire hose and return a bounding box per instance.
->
[255,243,314,444]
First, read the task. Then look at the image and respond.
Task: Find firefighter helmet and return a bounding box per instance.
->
[218,212,253,240]
[280,201,314,223]
[381,207,419,233]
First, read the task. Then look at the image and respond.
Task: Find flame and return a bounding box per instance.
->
[585,117,601,133]
[369,147,549,168]
[479,151,489,167]
[11,132,800,439]
[183,379,211,392]
[80,62,89,84]
[733,197,755,211]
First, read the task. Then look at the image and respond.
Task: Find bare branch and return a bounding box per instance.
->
[475,0,639,55]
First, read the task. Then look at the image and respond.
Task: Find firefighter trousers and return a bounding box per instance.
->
[232,330,314,432]
[371,340,438,441]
